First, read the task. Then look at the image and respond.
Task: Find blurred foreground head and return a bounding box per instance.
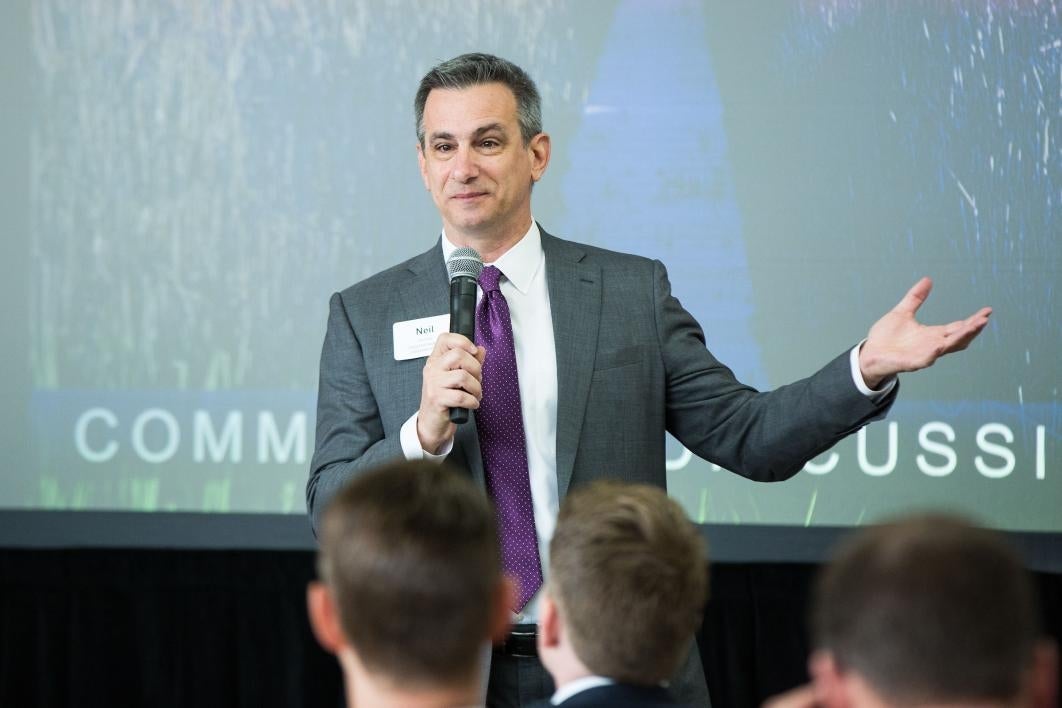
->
[810,513,1057,708]
[308,460,511,707]
[540,480,708,686]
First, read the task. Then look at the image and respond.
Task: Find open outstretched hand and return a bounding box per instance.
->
[858,277,992,389]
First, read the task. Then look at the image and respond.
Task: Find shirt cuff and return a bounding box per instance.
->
[399,411,453,461]
[849,340,897,402]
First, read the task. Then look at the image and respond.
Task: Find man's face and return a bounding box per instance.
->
[417,82,549,245]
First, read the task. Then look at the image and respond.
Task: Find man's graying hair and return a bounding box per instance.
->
[415,53,543,147]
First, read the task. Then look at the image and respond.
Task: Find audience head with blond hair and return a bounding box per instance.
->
[538,480,708,707]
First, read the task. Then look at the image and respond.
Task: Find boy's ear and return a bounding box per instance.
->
[538,588,562,649]
[306,581,347,654]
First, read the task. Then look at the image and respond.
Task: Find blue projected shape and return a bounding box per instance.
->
[556,0,766,388]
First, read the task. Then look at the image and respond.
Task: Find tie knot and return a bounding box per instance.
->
[479,265,503,293]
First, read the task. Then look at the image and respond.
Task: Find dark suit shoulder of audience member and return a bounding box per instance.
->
[557,682,692,707]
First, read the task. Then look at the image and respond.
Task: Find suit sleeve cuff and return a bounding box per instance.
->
[399,411,453,461]
[850,340,897,402]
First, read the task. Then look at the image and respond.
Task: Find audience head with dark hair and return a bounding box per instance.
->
[768,513,1058,708]
[538,480,708,707]
[306,460,513,708]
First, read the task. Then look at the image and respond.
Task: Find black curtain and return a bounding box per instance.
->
[2,549,1059,708]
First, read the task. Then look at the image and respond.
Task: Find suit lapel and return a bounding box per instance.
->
[400,240,486,490]
[400,241,449,322]
[542,231,601,500]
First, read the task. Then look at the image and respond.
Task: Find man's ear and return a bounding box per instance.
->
[808,650,849,708]
[528,132,551,182]
[1029,639,1059,708]
[489,576,517,644]
[306,581,347,655]
[416,142,430,191]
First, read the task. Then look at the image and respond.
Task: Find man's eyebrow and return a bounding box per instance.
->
[472,123,507,138]
[428,123,508,143]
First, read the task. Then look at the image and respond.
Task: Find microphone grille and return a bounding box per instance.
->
[447,247,484,282]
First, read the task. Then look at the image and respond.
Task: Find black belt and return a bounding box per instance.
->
[494,624,538,658]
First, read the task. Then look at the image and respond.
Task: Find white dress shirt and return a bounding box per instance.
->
[401,221,558,621]
[400,221,895,622]
[550,675,616,705]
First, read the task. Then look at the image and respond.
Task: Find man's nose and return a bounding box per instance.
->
[451,145,479,182]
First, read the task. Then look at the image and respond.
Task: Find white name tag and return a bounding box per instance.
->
[393,314,450,361]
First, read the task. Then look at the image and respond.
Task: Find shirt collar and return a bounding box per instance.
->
[550,675,615,705]
[440,220,543,296]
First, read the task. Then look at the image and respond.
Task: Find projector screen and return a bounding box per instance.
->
[2,1,1058,552]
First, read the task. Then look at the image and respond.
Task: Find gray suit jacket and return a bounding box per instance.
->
[307,227,895,531]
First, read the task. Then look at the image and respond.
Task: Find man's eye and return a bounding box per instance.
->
[434,144,453,153]
[481,140,500,149]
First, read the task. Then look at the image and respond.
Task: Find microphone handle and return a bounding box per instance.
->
[449,276,478,424]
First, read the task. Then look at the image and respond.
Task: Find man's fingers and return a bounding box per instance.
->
[894,276,933,315]
[434,388,481,411]
[945,325,987,352]
[422,366,483,414]
[420,335,484,433]
[430,347,483,379]
[424,372,481,408]
[943,309,992,341]
[941,317,970,338]
[972,306,993,325]
[439,369,482,400]
[430,332,478,357]
[951,307,993,331]
[937,317,990,356]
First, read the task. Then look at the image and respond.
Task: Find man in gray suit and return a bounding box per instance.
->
[307,53,992,708]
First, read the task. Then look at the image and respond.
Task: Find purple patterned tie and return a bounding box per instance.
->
[475,265,542,611]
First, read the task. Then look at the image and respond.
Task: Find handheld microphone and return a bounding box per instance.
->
[446,247,484,424]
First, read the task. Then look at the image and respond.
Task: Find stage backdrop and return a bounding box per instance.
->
[1,1,1058,553]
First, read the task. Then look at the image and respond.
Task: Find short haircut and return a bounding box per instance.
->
[316,460,500,686]
[549,481,708,684]
[414,52,542,147]
[812,514,1041,705]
